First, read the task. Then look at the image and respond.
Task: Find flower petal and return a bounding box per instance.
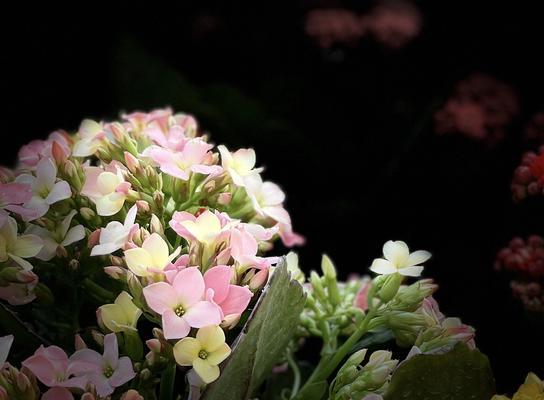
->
[162,309,191,340]
[142,282,179,314]
[124,248,154,276]
[183,301,222,329]
[12,234,43,258]
[142,233,169,268]
[204,265,233,304]
[397,266,424,277]
[45,180,71,205]
[383,240,409,265]
[193,358,220,384]
[61,225,85,247]
[109,356,135,387]
[172,267,205,307]
[369,259,397,275]
[0,334,14,366]
[95,195,124,216]
[41,387,75,400]
[206,343,231,365]
[103,333,119,368]
[220,285,252,317]
[196,325,225,353]
[406,250,431,267]
[173,337,201,366]
[36,158,57,191]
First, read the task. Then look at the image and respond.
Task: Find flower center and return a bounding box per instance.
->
[103,366,114,378]
[198,350,208,360]
[175,305,185,317]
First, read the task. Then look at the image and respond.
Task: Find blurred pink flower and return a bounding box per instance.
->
[363,0,421,48]
[0,182,33,226]
[143,267,222,339]
[435,74,519,145]
[511,146,544,201]
[495,235,544,279]
[305,8,366,49]
[18,131,71,169]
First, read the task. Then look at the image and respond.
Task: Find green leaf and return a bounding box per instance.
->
[384,343,495,400]
[293,380,328,400]
[202,259,306,400]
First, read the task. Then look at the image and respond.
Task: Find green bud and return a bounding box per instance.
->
[321,254,337,280]
[310,271,327,303]
[378,273,403,303]
[322,255,342,307]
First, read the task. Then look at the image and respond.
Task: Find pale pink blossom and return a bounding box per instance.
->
[143,267,222,339]
[229,228,275,269]
[370,240,431,277]
[244,174,290,225]
[15,158,72,220]
[22,346,87,391]
[204,265,253,320]
[72,119,107,157]
[217,145,263,186]
[0,334,13,367]
[81,164,131,216]
[70,333,136,397]
[26,210,85,261]
[91,205,139,256]
[354,278,372,311]
[170,210,231,247]
[0,182,34,226]
[143,123,188,152]
[0,216,43,271]
[144,138,221,181]
[277,221,306,247]
[18,131,71,169]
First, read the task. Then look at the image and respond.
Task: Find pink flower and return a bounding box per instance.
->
[0,270,39,305]
[277,221,306,247]
[69,333,136,397]
[217,145,263,186]
[22,346,87,390]
[229,228,275,269]
[204,265,253,320]
[144,138,221,181]
[244,174,290,225]
[354,278,372,311]
[15,158,72,220]
[90,205,139,256]
[72,119,107,157]
[81,163,130,216]
[18,131,71,169]
[143,267,222,339]
[170,209,232,249]
[0,182,33,226]
[144,123,189,152]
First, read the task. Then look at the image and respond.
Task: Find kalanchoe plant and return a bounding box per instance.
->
[1,109,500,399]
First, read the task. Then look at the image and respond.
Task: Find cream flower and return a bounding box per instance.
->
[81,165,130,216]
[98,291,142,333]
[124,233,180,277]
[0,216,43,271]
[370,240,431,277]
[72,119,105,157]
[217,145,263,187]
[173,325,231,384]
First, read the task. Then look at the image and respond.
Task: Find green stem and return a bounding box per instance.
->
[159,362,177,400]
[286,352,302,399]
[81,278,116,303]
[294,304,380,400]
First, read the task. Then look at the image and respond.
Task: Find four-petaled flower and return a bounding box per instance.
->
[81,164,131,216]
[370,240,431,277]
[173,325,231,384]
[218,145,262,187]
[0,216,43,270]
[16,158,72,220]
[91,205,139,256]
[98,291,142,333]
[70,333,136,398]
[143,267,222,339]
[124,233,181,277]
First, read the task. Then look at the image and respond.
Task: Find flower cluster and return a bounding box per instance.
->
[0,108,303,398]
[511,146,544,201]
[434,73,519,145]
[305,0,421,50]
[495,236,544,313]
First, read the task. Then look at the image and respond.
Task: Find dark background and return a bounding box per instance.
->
[1,1,543,393]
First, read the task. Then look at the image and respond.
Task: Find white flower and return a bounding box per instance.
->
[243,174,290,224]
[217,145,263,187]
[81,164,130,216]
[26,210,85,261]
[91,205,138,256]
[370,240,431,277]
[0,217,43,270]
[15,158,72,220]
[72,119,106,157]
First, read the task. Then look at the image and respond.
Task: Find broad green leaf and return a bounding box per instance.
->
[202,259,306,400]
[384,342,495,400]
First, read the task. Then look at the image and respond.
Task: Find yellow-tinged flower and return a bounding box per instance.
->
[98,291,142,332]
[124,233,180,277]
[173,325,231,384]
[494,373,544,400]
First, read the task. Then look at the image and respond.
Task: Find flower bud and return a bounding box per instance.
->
[249,269,269,291]
[217,192,232,205]
[110,256,125,267]
[96,147,113,163]
[322,254,341,307]
[91,330,105,347]
[136,200,150,214]
[150,214,163,235]
[221,314,242,330]
[81,392,96,400]
[310,271,327,303]
[121,389,144,400]
[80,207,96,221]
[74,334,87,350]
[378,273,403,303]
[124,152,140,174]
[51,141,68,165]
[139,368,152,380]
[152,190,164,210]
[103,266,126,280]
[146,339,162,354]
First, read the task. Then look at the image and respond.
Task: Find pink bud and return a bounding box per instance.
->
[104,266,126,280]
[136,200,150,213]
[145,339,162,353]
[217,192,232,205]
[16,371,30,391]
[88,229,101,248]
[74,334,87,350]
[63,159,77,178]
[124,151,140,173]
[249,269,269,290]
[110,122,126,142]
[51,141,68,165]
